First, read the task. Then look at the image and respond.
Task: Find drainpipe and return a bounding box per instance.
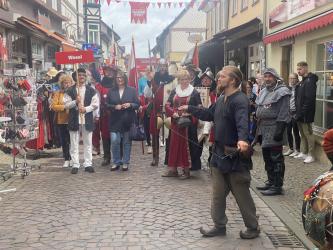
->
[76,0,79,42]
[262,0,267,71]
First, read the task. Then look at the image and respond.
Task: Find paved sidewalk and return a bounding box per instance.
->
[0,143,304,250]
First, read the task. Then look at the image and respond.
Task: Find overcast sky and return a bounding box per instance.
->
[101,1,184,58]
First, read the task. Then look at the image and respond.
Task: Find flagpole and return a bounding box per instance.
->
[148,40,152,71]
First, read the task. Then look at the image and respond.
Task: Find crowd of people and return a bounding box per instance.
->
[44,58,333,240]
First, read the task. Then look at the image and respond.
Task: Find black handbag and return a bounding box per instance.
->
[129,115,146,141]
[176,116,192,128]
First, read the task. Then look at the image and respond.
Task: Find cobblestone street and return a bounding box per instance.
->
[251,146,329,228]
[0,143,305,250]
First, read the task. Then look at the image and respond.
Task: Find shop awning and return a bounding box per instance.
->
[17,17,76,51]
[263,10,333,44]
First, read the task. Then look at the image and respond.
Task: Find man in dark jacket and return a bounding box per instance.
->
[180,66,260,240]
[295,61,318,164]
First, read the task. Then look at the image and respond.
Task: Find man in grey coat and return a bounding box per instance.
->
[255,68,291,196]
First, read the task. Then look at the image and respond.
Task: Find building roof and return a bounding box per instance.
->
[101,20,121,42]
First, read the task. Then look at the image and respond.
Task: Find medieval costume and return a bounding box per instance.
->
[196,67,217,169]
[95,70,115,165]
[165,84,202,177]
[149,70,175,166]
[256,68,291,196]
[64,69,99,174]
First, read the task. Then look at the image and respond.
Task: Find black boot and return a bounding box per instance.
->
[240,227,260,239]
[200,226,226,237]
[256,181,272,191]
[261,150,285,196]
[102,139,111,166]
[261,187,283,196]
[101,158,110,166]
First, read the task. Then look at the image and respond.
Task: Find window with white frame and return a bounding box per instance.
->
[88,24,99,44]
[215,2,220,33]
[52,0,57,10]
[232,0,238,15]
[314,40,333,130]
[241,0,248,10]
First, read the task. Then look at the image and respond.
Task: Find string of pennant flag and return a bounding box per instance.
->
[95,0,219,24]
[96,0,219,8]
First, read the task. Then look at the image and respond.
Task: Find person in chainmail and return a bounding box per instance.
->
[255,68,291,196]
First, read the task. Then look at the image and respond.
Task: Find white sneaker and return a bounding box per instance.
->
[147,146,152,154]
[283,149,294,156]
[294,152,307,159]
[160,140,165,147]
[289,151,299,157]
[69,160,73,167]
[304,155,315,164]
[63,161,70,168]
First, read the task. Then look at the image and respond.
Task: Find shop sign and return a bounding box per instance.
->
[0,0,9,10]
[55,50,95,64]
[269,0,329,28]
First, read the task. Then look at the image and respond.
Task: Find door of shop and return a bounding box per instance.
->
[281,45,292,82]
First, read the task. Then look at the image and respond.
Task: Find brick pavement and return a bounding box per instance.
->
[251,146,329,228]
[0,143,305,250]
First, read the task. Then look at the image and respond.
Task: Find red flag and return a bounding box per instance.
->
[157,2,162,8]
[129,2,150,24]
[179,2,183,7]
[128,38,138,89]
[189,0,195,8]
[106,0,111,5]
[192,43,199,68]
[95,0,99,4]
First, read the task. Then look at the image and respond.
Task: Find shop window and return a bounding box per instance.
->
[249,46,254,57]
[47,46,57,59]
[32,41,42,56]
[11,33,26,54]
[315,40,333,129]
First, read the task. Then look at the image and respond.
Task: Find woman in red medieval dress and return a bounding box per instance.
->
[163,69,202,179]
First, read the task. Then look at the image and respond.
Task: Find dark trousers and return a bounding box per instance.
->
[102,138,111,161]
[262,146,285,189]
[143,112,151,146]
[211,167,258,229]
[188,124,201,170]
[58,124,71,161]
[287,118,301,151]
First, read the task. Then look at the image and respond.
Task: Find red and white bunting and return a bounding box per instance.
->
[129,2,150,24]
[106,0,111,5]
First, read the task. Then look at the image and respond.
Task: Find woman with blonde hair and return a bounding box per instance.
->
[163,68,202,179]
[51,74,73,168]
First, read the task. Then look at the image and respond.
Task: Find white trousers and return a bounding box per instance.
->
[69,125,93,169]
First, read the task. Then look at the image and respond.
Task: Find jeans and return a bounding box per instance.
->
[58,124,71,161]
[111,131,132,165]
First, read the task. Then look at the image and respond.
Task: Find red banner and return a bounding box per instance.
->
[55,50,95,65]
[129,2,150,24]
